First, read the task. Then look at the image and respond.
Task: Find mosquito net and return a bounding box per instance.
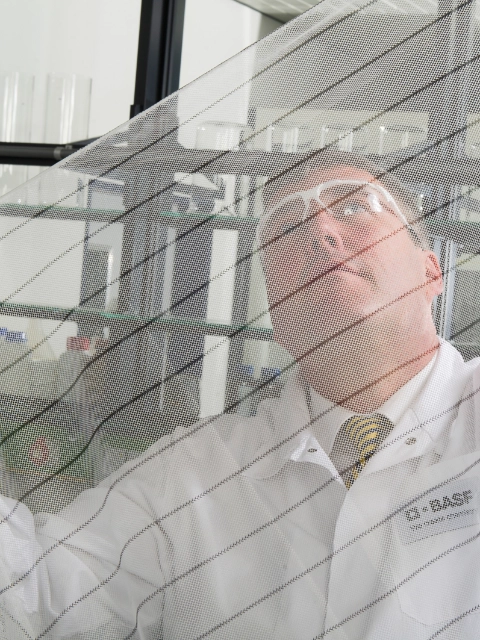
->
[0,0,480,638]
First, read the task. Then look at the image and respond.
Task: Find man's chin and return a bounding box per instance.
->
[271,292,380,345]
[273,308,370,355]
[304,298,373,327]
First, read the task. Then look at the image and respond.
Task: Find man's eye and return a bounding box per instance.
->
[341,201,368,217]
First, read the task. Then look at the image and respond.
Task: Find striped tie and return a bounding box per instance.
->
[341,414,394,488]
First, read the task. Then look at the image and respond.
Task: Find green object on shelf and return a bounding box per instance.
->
[1,420,94,483]
[102,430,156,454]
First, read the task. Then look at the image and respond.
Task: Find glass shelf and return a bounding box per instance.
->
[425,219,480,251]
[0,301,273,341]
[0,202,261,228]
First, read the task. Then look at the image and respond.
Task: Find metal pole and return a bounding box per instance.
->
[130,0,186,117]
[431,0,476,340]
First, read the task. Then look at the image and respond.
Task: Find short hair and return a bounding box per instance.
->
[262,149,429,250]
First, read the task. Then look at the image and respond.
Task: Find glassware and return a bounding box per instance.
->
[0,72,34,197]
[377,123,427,154]
[195,121,252,152]
[39,74,91,207]
[265,124,313,153]
[44,73,92,143]
[320,123,367,153]
[194,121,252,216]
[0,72,34,142]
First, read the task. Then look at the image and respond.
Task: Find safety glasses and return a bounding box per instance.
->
[258,179,419,246]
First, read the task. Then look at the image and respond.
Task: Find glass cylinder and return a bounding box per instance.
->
[0,72,34,197]
[194,121,252,216]
[320,123,367,153]
[195,121,251,152]
[0,72,34,142]
[377,123,427,154]
[44,74,92,143]
[265,124,313,153]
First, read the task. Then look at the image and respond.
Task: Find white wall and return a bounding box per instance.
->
[0,0,280,142]
[180,0,280,88]
[0,0,141,141]
[178,0,280,148]
[178,0,281,417]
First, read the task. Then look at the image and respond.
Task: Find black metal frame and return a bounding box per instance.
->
[130,0,186,118]
[0,0,186,164]
[0,140,93,166]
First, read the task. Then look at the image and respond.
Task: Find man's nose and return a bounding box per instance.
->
[306,207,344,254]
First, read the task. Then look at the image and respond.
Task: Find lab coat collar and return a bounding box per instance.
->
[361,339,469,477]
[412,339,472,441]
[241,369,316,480]
[242,340,471,481]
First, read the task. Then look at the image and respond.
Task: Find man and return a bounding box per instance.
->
[1,151,479,639]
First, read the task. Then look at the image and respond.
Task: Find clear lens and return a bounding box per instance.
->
[261,196,307,242]
[317,184,383,221]
[262,182,387,246]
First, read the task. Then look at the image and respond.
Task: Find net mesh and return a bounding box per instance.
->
[0,1,480,637]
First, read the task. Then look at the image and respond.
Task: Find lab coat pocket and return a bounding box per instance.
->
[390,451,480,626]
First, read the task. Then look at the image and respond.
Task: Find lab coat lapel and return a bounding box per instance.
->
[412,341,473,451]
[362,341,470,477]
[323,342,472,636]
[216,379,335,638]
[323,463,409,637]
[269,458,347,639]
[268,384,335,638]
[238,374,345,637]
[241,371,313,480]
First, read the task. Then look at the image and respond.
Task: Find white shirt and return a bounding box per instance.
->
[0,341,479,639]
[308,352,437,456]
[308,353,438,478]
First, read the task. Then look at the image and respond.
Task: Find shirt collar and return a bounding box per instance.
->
[242,339,467,480]
[308,351,437,455]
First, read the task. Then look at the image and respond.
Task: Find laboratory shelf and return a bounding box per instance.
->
[0,202,261,229]
[4,203,480,250]
[3,141,480,185]
[0,301,274,341]
[61,147,480,186]
[425,219,480,252]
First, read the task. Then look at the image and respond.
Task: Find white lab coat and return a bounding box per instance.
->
[1,340,480,639]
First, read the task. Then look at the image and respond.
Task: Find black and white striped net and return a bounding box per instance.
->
[0,1,480,638]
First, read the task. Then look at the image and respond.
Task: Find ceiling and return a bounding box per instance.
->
[236,0,445,23]
[236,0,318,22]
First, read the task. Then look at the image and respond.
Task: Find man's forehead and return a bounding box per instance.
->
[267,165,379,205]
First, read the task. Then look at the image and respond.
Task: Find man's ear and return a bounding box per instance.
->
[424,250,443,298]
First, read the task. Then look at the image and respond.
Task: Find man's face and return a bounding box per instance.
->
[260,165,443,356]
